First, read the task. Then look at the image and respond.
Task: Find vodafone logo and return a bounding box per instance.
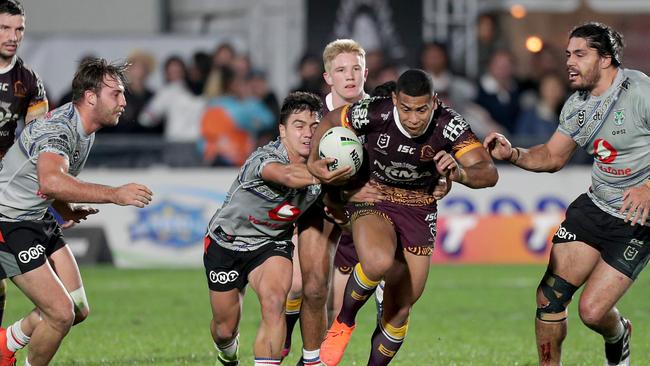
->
[268,202,301,221]
[593,139,617,163]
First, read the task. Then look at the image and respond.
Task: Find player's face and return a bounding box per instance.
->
[565,37,604,92]
[324,52,367,102]
[0,14,25,60]
[392,91,437,137]
[279,110,319,162]
[95,75,126,127]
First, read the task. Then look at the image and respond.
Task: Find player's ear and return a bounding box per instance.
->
[391,91,398,106]
[323,71,333,86]
[278,123,287,139]
[85,90,97,106]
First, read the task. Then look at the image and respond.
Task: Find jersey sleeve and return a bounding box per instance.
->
[632,77,650,129]
[442,108,482,159]
[27,71,48,113]
[341,96,392,135]
[24,119,75,161]
[240,146,286,182]
[556,92,581,137]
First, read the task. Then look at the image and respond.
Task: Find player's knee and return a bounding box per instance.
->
[260,290,288,319]
[577,297,607,327]
[290,273,302,295]
[535,272,578,323]
[45,298,75,334]
[301,275,328,305]
[212,318,238,342]
[365,255,392,279]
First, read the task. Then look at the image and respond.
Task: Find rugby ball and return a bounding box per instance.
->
[318,126,363,175]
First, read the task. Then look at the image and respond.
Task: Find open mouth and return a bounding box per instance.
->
[568,70,580,82]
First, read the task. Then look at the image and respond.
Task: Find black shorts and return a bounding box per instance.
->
[0,212,66,279]
[203,235,294,292]
[552,194,650,279]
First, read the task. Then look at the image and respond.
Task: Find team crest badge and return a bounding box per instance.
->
[624,246,638,261]
[613,110,625,126]
[377,133,390,149]
[577,110,586,127]
[420,145,435,162]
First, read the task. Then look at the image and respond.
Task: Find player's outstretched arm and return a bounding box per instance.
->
[483,131,577,173]
[37,152,153,207]
[434,147,498,189]
[307,108,353,185]
[261,162,318,189]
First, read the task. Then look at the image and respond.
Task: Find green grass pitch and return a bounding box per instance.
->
[4,264,649,365]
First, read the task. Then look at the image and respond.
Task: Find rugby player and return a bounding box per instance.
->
[485,22,649,366]
[0,57,152,366]
[309,69,497,365]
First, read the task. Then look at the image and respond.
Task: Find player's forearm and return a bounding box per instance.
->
[458,161,498,188]
[307,115,337,175]
[510,144,565,172]
[281,163,318,189]
[39,173,117,204]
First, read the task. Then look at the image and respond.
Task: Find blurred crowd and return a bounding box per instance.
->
[49,14,591,167]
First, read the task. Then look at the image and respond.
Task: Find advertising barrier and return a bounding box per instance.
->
[77,166,592,267]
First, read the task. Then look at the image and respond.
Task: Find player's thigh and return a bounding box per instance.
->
[546,241,600,286]
[11,263,73,322]
[249,256,293,315]
[352,213,397,268]
[383,250,431,309]
[48,245,83,292]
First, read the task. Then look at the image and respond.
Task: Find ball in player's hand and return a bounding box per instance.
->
[318,126,363,175]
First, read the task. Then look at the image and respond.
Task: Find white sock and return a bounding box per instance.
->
[604,318,625,343]
[7,319,30,352]
[215,334,238,358]
[302,348,320,364]
[24,359,31,366]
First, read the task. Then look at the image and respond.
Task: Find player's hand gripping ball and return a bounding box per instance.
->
[318,126,363,175]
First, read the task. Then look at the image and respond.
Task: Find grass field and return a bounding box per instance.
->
[5,264,650,365]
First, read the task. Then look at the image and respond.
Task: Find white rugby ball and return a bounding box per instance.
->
[318,126,363,175]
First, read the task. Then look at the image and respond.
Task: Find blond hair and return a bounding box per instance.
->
[322,39,366,73]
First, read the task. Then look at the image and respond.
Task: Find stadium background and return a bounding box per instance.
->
[7,0,650,364]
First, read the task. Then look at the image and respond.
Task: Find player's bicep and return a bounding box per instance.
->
[25,99,49,124]
[36,152,70,187]
[455,144,492,168]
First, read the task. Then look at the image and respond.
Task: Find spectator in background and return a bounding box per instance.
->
[477,13,507,76]
[200,66,274,166]
[291,53,324,96]
[420,42,504,139]
[138,55,205,144]
[515,73,567,145]
[363,49,386,92]
[212,42,236,68]
[248,69,280,145]
[187,51,211,96]
[231,54,252,78]
[372,62,400,89]
[100,50,158,135]
[475,50,522,134]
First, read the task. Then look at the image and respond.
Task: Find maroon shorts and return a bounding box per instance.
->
[334,232,359,274]
[346,201,437,256]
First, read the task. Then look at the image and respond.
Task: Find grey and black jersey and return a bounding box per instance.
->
[0,103,94,221]
[558,68,650,225]
[206,139,322,251]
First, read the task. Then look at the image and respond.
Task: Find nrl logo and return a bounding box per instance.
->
[613,110,625,126]
[577,110,586,127]
[376,133,390,149]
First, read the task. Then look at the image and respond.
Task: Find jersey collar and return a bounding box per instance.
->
[0,56,17,75]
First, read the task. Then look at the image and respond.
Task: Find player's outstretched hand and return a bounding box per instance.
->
[434,151,464,183]
[620,184,650,226]
[309,158,352,186]
[346,182,385,203]
[483,132,513,161]
[114,183,153,208]
[59,204,99,229]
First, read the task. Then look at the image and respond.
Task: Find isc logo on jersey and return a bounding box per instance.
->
[373,160,432,182]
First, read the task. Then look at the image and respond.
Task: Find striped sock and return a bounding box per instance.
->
[254,358,281,365]
[302,348,321,365]
[337,264,380,327]
[367,318,409,366]
[7,319,29,352]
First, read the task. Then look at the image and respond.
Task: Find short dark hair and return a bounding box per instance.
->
[279,91,322,125]
[0,0,24,16]
[396,69,434,97]
[71,58,129,103]
[570,22,624,67]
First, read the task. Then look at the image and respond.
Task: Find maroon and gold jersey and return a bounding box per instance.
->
[0,56,47,153]
[340,96,481,193]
